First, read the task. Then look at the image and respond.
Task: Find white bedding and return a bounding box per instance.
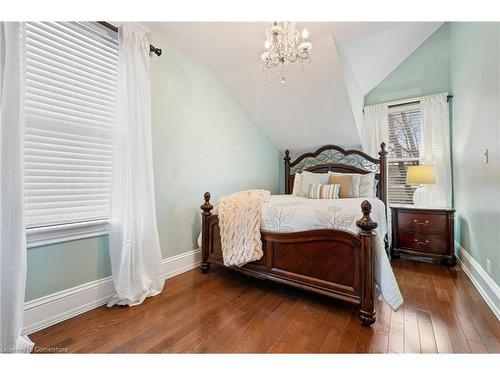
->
[199,194,403,310]
[261,195,402,310]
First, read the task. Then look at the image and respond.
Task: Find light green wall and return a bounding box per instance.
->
[365,22,500,285]
[150,43,280,258]
[449,22,500,285]
[364,23,450,106]
[26,236,111,301]
[25,43,280,301]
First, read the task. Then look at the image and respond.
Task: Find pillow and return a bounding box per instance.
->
[358,173,376,198]
[307,184,340,199]
[292,171,329,197]
[328,172,377,198]
[328,173,361,198]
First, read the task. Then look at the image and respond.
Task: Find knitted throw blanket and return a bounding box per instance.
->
[217,190,270,267]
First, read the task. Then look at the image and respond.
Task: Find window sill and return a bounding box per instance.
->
[26,219,109,248]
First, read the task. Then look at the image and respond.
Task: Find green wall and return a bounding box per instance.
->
[150,43,280,258]
[26,236,111,301]
[364,23,450,106]
[365,22,500,285]
[449,22,500,285]
[25,42,280,301]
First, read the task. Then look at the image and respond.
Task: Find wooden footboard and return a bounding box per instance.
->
[200,192,377,327]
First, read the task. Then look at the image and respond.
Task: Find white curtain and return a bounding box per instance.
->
[421,94,452,208]
[107,24,164,307]
[362,104,389,157]
[0,22,34,353]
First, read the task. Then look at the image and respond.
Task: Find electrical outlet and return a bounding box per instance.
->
[486,259,492,275]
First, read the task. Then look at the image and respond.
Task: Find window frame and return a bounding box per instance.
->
[26,219,110,248]
[23,21,118,248]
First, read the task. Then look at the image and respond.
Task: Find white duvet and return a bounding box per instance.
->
[261,195,403,310]
[199,194,403,310]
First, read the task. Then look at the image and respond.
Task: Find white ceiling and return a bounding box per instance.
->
[144,22,442,152]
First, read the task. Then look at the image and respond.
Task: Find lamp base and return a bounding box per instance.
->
[412,186,433,207]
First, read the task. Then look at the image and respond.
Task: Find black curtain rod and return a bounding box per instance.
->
[97,21,162,56]
[361,95,453,113]
[387,94,454,108]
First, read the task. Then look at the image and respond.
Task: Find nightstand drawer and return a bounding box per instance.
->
[398,230,447,254]
[398,212,447,234]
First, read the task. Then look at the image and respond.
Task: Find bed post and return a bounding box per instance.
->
[356,200,378,327]
[200,192,213,273]
[378,142,388,208]
[284,150,291,194]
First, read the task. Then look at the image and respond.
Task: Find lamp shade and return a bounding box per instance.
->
[406,165,436,185]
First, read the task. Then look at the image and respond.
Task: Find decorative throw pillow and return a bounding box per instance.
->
[358,173,376,198]
[292,171,329,197]
[307,184,340,199]
[328,173,361,198]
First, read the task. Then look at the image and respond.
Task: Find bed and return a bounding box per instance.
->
[199,143,401,326]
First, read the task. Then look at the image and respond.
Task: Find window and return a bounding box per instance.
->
[387,103,422,205]
[23,22,118,246]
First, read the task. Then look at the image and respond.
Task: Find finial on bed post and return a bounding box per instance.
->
[200,192,213,273]
[356,200,377,327]
[201,192,213,212]
[356,201,378,234]
[284,150,291,195]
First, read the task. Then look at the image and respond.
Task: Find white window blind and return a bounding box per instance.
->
[23,22,119,228]
[387,104,422,205]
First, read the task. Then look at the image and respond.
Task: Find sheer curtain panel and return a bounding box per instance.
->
[0,22,34,353]
[107,24,164,307]
[362,104,389,158]
[421,94,452,207]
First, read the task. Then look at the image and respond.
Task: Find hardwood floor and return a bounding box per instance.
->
[30,258,500,353]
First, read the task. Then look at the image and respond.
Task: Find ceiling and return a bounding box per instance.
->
[144,22,442,153]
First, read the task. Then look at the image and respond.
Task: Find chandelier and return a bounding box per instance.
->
[260,22,312,83]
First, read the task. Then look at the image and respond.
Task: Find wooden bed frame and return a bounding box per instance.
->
[200,143,388,326]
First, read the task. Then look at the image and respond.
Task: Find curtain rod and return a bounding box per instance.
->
[388,94,453,109]
[97,21,162,56]
[362,94,453,113]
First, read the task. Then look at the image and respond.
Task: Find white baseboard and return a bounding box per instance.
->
[23,248,201,335]
[161,248,202,280]
[455,242,500,321]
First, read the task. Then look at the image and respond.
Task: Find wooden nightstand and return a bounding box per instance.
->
[390,206,456,266]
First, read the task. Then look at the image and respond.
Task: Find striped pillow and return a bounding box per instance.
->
[307,184,340,199]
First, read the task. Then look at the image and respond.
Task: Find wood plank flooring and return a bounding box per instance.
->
[30,258,500,353]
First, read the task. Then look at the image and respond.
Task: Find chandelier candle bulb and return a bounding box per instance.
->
[302,28,309,40]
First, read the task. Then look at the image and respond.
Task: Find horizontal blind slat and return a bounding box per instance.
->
[26,23,119,72]
[24,21,117,228]
[30,22,119,60]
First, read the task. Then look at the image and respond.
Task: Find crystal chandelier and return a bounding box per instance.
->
[260,22,312,83]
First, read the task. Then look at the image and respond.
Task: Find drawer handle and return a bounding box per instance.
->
[414,239,429,246]
[413,219,430,225]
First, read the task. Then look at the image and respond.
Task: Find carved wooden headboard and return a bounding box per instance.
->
[284,143,388,207]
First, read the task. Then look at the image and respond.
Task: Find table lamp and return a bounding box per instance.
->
[406,165,436,207]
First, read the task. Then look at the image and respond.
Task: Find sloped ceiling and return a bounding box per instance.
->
[144,22,442,153]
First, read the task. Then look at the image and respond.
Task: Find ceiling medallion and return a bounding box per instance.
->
[260,22,312,83]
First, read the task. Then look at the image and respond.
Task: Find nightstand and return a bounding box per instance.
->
[390,206,456,266]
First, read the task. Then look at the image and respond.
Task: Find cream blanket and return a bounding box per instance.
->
[217,190,270,267]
